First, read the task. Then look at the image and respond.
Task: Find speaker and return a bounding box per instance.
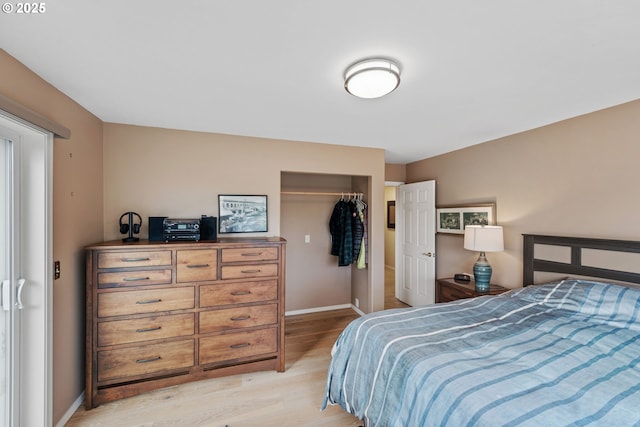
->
[200,216,217,241]
[148,216,167,241]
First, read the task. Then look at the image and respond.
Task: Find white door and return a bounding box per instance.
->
[0,116,53,427]
[395,180,436,306]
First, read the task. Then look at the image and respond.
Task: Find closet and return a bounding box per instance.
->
[280,172,370,314]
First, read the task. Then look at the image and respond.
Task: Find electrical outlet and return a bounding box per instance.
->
[304,234,311,243]
[354,297,360,308]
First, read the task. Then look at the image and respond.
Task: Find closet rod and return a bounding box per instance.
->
[281,191,363,197]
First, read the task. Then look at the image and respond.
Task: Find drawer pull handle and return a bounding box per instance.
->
[187,264,210,269]
[231,315,251,321]
[231,291,251,296]
[230,343,250,349]
[136,356,161,363]
[136,298,162,305]
[241,269,261,274]
[136,326,162,333]
[122,257,151,262]
[123,276,150,282]
[241,252,262,257]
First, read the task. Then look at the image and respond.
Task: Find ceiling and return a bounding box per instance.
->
[2,1,640,164]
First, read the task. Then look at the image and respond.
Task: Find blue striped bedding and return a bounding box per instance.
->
[322,280,640,426]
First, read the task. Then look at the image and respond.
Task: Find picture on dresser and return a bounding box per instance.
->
[218,195,268,233]
[436,203,495,234]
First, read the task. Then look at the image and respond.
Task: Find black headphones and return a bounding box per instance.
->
[119,211,142,242]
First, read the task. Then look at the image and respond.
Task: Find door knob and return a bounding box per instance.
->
[422,252,434,257]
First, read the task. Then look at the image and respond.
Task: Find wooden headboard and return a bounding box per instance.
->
[523,234,640,286]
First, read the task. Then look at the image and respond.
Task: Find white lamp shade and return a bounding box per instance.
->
[464,225,504,252]
[344,59,400,99]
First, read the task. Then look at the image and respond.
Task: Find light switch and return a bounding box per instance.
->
[304,234,311,243]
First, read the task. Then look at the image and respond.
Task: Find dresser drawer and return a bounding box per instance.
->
[438,283,473,302]
[200,279,277,307]
[199,327,277,365]
[176,249,217,283]
[97,339,195,381]
[221,263,278,280]
[98,250,171,269]
[97,269,172,288]
[199,303,278,334]
[221,247,278,263]
[97,287,195,317]
[98,313,195,346]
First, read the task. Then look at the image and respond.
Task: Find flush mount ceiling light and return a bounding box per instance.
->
[344,58,400,99]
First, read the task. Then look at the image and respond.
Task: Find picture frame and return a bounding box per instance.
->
[387,201,396,229]
[218,195,268,233]
[436,203,495,234]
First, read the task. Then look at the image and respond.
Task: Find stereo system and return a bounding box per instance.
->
[163,218,201,242]
[148,215,217,242]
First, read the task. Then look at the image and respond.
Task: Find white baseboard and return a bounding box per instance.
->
[351,304,366,316]
[285,303,353,316]
[285,303,364,317]
[55,391,84,427]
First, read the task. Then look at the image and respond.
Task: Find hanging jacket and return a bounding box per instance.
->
[329,198,355,266]
[339,202,354,266]
[351,200,364,262]
[329,200,345,257]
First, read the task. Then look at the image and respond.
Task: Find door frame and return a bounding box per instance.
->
[0,112,53,426]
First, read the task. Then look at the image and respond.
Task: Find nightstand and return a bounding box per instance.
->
[436,277,509,303]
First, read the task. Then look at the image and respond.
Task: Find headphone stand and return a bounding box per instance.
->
[122,211,140,243]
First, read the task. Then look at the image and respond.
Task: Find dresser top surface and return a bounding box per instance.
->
[86,237,286,250]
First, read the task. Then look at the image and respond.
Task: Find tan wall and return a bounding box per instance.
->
[406,99,640,288]
[103,123,386,313]
[385,163,406,182]
[0,50,104,424]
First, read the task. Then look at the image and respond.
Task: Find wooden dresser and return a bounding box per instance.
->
[85,237,286,409]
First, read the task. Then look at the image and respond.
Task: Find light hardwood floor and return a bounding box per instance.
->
[66,269,407,426]
[385,267,410,310]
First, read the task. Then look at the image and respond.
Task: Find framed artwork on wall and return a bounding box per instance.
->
[436,203,495,234]
[218,195,268,233]
[387,201,396,229]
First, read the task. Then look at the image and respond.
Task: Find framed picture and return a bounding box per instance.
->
[436,203,495,234]
[218,195,268,233]
[387,201,396,229]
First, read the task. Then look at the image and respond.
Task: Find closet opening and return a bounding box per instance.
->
[280,172,371,315]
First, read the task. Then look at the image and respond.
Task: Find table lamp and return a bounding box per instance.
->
[463,225,504,291]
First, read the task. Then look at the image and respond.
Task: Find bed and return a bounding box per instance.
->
[322,235,640,426]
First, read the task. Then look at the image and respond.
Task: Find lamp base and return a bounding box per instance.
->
[473,251,492,292]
